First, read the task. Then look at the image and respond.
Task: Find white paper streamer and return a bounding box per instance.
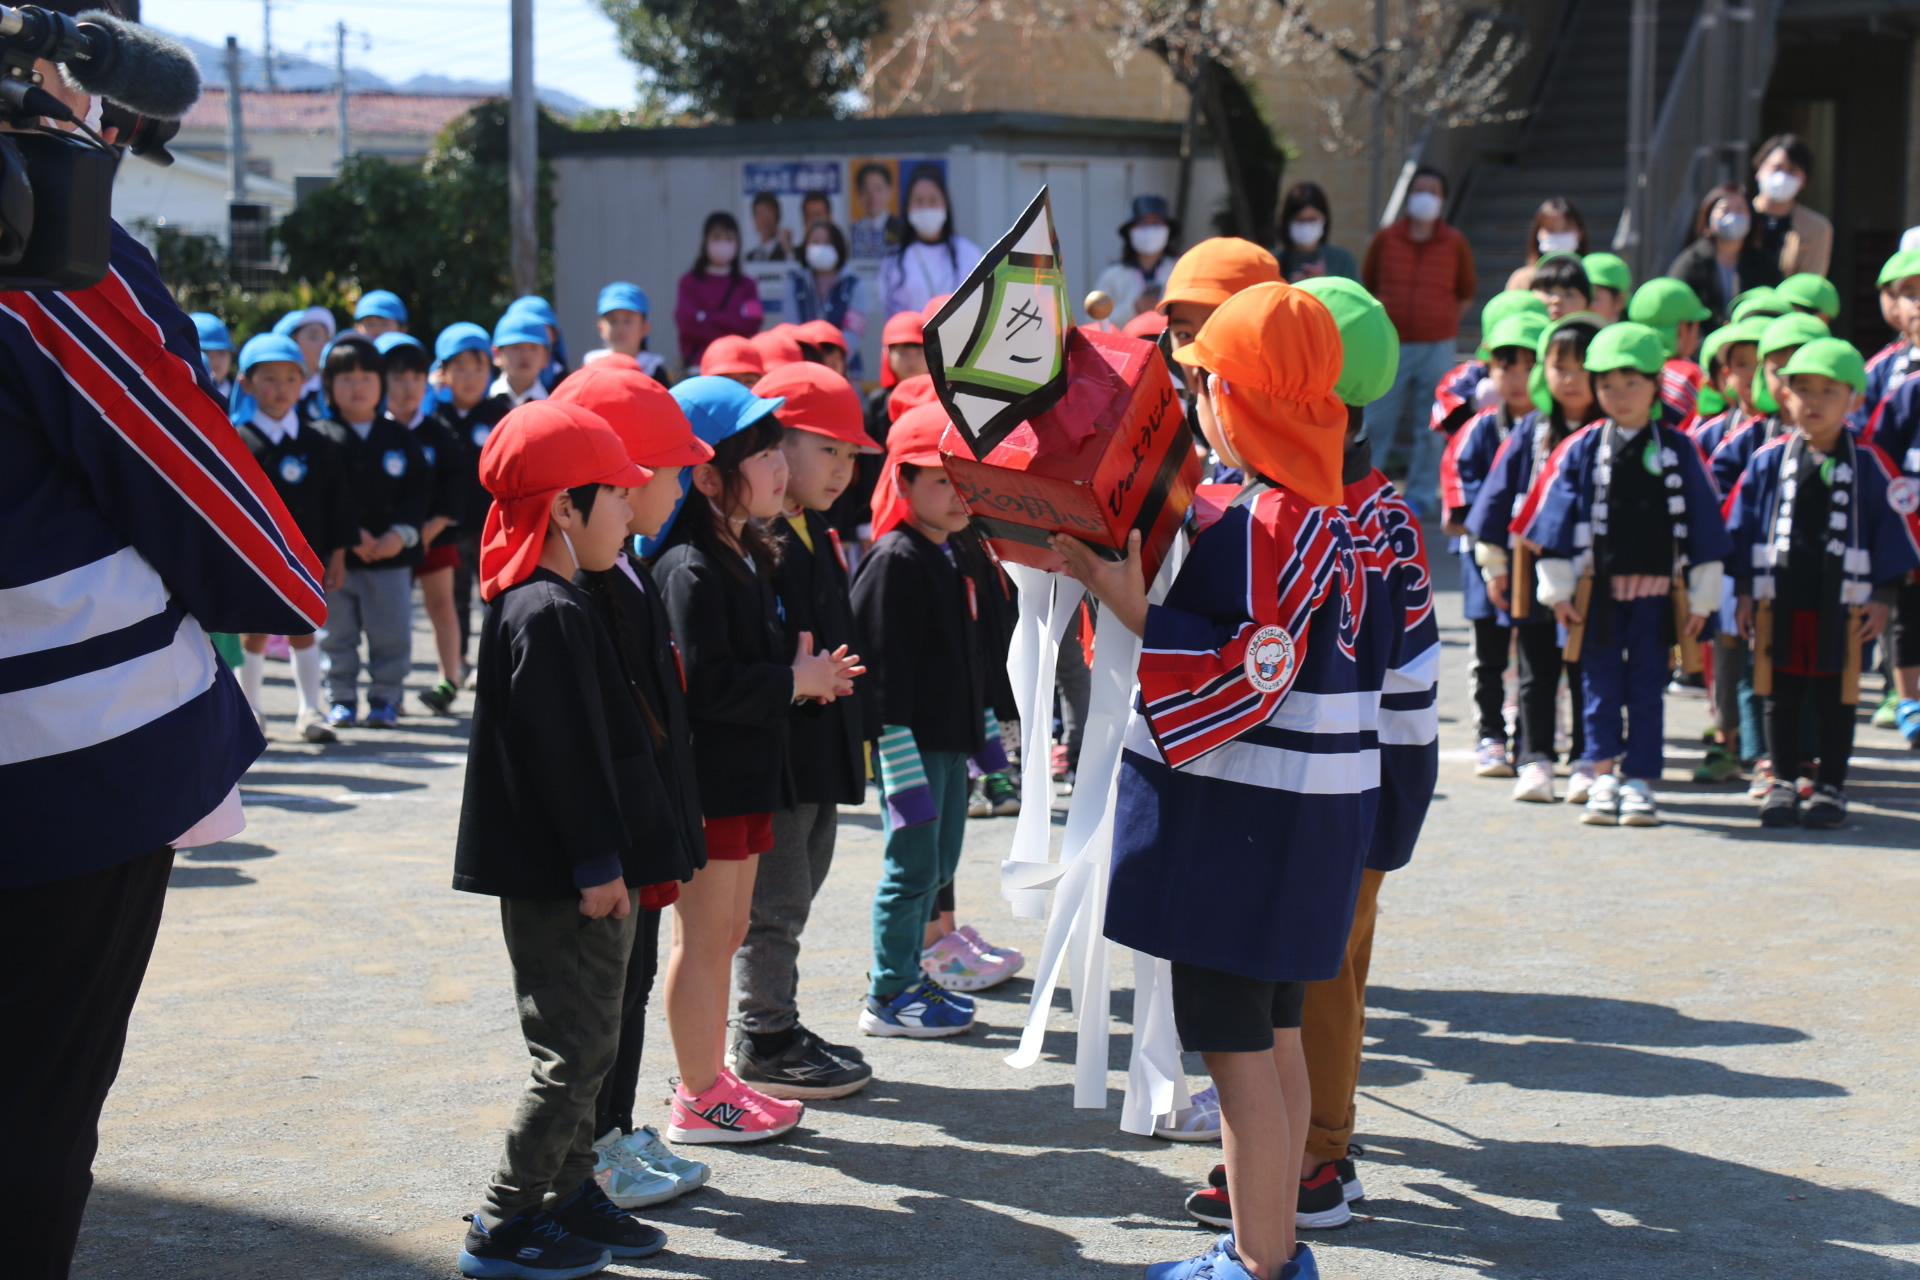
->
[1000,565,1082,919]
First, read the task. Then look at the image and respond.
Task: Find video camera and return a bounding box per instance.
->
[0,4,198,290]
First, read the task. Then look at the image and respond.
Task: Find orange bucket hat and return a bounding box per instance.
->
[1159,237,1281,312]
[1174,280,1347,506]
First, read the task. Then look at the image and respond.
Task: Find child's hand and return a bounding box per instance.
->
[1735,596,1755,640]
[370,531,405,561]
[356,528,379,559]
[579,876,631,920]
[1050,529,1148,637]
[824,644,865,699]
[1552,599,1582,629]
[1684,611,1707,639]
[792,632,862,700]
[1860,600,1892,643]
[323,548,347,592]
[1487,573,1510,613]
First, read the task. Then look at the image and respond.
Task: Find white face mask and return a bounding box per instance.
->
[908,207,947,239]
[1714,211,1751,241]
[1406,191,1444,223]
[705,236,737,266]
[1537,230,1581,255]
[1129,223,1170,256]
[1288,218,1324,248]
[1758,169,1804,203]
[805,242,839,272]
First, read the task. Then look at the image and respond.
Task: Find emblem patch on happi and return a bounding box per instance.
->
[1245,624,1296,693]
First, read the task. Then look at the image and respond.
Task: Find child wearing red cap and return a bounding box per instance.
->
[452,399,674,1278]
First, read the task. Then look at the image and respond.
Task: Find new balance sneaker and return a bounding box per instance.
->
[419,679,458,715]
[295,709,337,744]
[1580,772,1621,825]
[921,932,1016,992]
[957,924,1025,976]
[592,1129,681,1209]
[1898,699,1920,748]
[363,701,400,728]
[1802,782,1847,829]
[1692,742,1741,783]
[1153,1082,1221,1141]
[327,702,356,729]
[1511,760,1555,803]
[613,1125,708,1194]
[730,1029,873,1100]
[1565,760,1598,804]
[1871,688,1900,729]
[456,1210,610,1279]
[1474,737,1515,778]
[983,771,1021,815]
[1747,759,1777,801]
[666,1072,801,1144]
[1296,1163,1352,1230]
[859,978,974,1038]
[549,1181,666,1260]
[1617,778,1660,827]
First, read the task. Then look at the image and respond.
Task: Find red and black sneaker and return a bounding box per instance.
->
[1183,1167,1232,1229]
[1296,1163,1352,1230]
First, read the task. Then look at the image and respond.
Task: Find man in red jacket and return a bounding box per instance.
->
[1362,166,1478,520]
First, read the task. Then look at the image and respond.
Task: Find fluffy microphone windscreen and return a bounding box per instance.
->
[71,12,200,120]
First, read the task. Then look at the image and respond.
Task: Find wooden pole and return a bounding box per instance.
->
[1840,609,1863,706]
[1671,574,1704,674]
[1751,599,1773,696]
[1511,542,1535,619]
[1562,572,1593,663]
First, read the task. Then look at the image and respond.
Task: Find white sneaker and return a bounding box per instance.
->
[1474,737,1515,778]
[1565,760,1598,805]
[1617,777,1661,826]
[1512,760,1556,803]
[1153,1083,1222,1141]
[1581,772,1621,825]
[592,1129,683,1207]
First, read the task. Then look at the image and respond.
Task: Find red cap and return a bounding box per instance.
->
[477,401,650,601]
[700,335,762,378]
[921,293,953,321]
[550,362,714,467]
[1122,310,1169,339]
[879,312,927,388]
[751,325,806,370]
[792,319,847,352]
[888,372,938,423]
[870,401,955,538]
[756,362,879,451]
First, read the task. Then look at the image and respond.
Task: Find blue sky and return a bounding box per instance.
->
[145,0,640,108]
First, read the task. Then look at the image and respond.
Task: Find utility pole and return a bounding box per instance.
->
[508,0,538,297]
[1617,0,1657,276]
[225,35,246,200]
[1368,0,1387,225]
[261,0,275,90]
[335,21,349,165]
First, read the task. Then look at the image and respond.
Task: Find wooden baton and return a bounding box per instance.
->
[1671,574,1704,675]
[1511,541,1535,620]
[1561,571,1593,663]
[1751,599,1773,697]
[1841,608,1863,706]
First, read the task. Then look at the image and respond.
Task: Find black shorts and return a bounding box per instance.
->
[1171,961,1306,1054]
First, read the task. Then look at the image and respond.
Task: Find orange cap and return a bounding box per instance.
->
[1173,281,1347,506]
[1158,237,1281,312]
[870,401,954,538]
[700,334,762,378]
[752,325,806,369]
[887,372,938,423]
[792,318,847,352]
[550,362,713,467]
[756,361,879,451]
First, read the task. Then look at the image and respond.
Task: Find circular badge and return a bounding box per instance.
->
[472,424,492,448]
[1890,476,1920,516]
[382,449,408,477]
[279,454,308,484]
[1244,624,1295,693]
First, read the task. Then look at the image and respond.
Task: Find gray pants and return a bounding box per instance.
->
[735,803,837,1035]
[322,565,413,708]
[485,893,636,1222]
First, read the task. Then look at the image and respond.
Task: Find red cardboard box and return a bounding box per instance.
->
[939,327,1201,586]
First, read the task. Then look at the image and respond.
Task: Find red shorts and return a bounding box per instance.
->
[1773,608,1839,677]
[638,881,681,910]
[702,812,773,861]
[414,542,461,577]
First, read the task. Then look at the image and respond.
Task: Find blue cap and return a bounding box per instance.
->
[238,333,306,373]
[374,332,426,356]
[493,312,551,349]
[190,312,231,351]
[1122,193,1175,232]
[271,305,336,339]
[504,294,557,328]
[354,290,408,323]
[641,377,787,553]
[434,321,492,365]
[597,282,649,316]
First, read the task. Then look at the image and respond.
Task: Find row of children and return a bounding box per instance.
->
[1436,249,1920,830]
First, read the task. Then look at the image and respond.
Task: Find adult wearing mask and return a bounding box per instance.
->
[785,220,868,380]
[1361,166,1478,519]
[675,211,765,371]
[1668,183,1767,327]
[1750,133,1831,281]
[1274,182,1359,283]
[879,165,982,319]
[1503,197,1588,291]
[1092,194,1181,320]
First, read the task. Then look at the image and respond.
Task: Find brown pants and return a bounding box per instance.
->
[1300,867,1384,1165]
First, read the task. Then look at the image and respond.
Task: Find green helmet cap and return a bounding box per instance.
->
[1698,318,1763,374]
[1529,312,1607,414]
[1779,336,1867,392]
[1730,287,1788,324]
[1695,384,1729,418]
[1628,278,1712,327]
[1584,322,1668,376]
[1294,276,1400,406]
[1480,289,1549,335]
[1878,248,1920,288]
[1582,252,1633,294]
[1757,312,1830,360]
[1485,311,1549,357]
[1776,272,1841,318]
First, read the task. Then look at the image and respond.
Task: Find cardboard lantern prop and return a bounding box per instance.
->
[928,187,1202,586]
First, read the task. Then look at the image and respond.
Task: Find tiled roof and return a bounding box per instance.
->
[183,89,492,137]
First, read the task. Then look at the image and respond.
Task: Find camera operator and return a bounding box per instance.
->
[0,11,328,1277]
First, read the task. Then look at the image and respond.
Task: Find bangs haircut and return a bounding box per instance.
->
[668,413,785,573]
[382,342,431,377]
[321,334,387,400]
[1530,255,1591,299]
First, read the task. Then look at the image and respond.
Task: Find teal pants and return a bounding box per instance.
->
[870,750,970,998]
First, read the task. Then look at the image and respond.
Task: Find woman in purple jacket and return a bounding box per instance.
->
[674,212,765,370]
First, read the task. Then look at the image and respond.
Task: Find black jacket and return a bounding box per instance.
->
[770,511,867,806]
[410,412,464,547]
[429,394,509,533]
[850,524,987,753]
[953,526,1019,723]
[653,540,797,817]
[233,421,357,562]
[576,551,708,877]
[1668,236,1778,328]
[308,414,432,569]
[453,569,695,899]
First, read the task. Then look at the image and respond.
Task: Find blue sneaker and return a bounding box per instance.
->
[549,1180,667,1259]
[1898,699,1920,749]
[326,702,356,728]
[1146,1238,1317,1280]
[1146,1234,1231,1280]
[614,1124,709,1195]
[363,701,399,728]
[858,978,974,1038]
[456,1210,609,1278]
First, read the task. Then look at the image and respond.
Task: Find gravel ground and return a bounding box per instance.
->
[74,555,1920,1279]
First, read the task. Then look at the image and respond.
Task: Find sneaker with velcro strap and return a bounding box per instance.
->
[456,1209,610,1279]
[591,1129,681,1209]
[859,978,974,1038]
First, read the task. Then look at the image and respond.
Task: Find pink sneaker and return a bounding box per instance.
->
[667,1071,802,1144]
[957,924,1025,977]
[718,1067,803,1124]
[921,931,1016,992]
[263,634,291,661]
